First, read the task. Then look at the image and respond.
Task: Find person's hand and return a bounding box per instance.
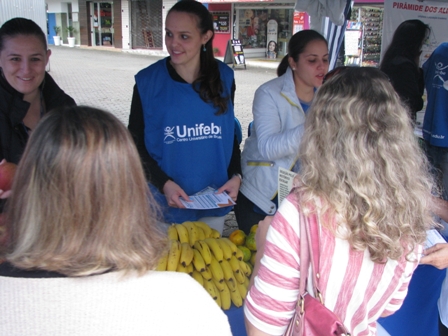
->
[162,180,190,208]
[216,175,241,201]
[0,190,11,199]
[249,215,273,289]
[420,243,448,269]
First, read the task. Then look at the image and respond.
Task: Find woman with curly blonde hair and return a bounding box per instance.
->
[0,106,231,336]
[245,67,436,336]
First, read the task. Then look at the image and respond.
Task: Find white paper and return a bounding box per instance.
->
[425,229,446,249]
[278,167,298,206]
[179,187,235,210]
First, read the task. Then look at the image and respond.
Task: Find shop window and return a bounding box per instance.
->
[236,8,293,57]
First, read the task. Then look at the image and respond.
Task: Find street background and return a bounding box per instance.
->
[48,46,278,235]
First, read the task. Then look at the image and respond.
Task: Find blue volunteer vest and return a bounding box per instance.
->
[423,43,448,147]
[135,58,235,223]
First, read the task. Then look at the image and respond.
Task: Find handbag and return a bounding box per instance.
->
[284,210,350,336]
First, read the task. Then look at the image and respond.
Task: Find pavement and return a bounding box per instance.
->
[48,45,278,236]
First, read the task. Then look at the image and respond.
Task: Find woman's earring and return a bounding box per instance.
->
[203,44,206,52]
[292,67,296,70]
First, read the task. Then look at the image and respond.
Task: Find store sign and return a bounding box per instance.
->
[212,11,230,34]
[293,11,306,33]
[382,0,448,64]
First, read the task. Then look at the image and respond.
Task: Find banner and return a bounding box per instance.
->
[382,0,448,65]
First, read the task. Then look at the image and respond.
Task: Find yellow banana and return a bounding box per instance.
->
[193,240,212,266]
[182,221,199,247]
[210,228,221,239]
[229,255,242,275]
[193,221,212,238]
[191,270,204,286]
[229,285,243,307]
[217,238,233,261]
[212,277,226,292]
[203,279,218,300]
[213,281,222,308]
[221,237,238,255]
[244,274,250,288]
[192,248,206,272]
[209,255,225,283]
[186,263,194,275]
[166,240,181,272]
[235,246,244,261]
[174,224,189,244]
[220,258,236,283]
[180,242,194,267]
[239,260,252,277]
[196,226,206,241]
[237,280,248,299]
[220,281,232,310]
[204,238,224,263]
[201,266,213,281]
[225,279,237,292]
[155,252,168,271]
[176,263,189,273]
[234,268,246,284]
[167,225,178,241]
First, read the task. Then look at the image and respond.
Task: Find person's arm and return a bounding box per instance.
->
[420,243,448,269]
[252,86,304,161]
[244,194,302,335]
[128,85,172,191]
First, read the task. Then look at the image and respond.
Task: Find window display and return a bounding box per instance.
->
[236,8,294,57]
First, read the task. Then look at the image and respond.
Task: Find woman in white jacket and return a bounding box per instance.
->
[235,30,329,233]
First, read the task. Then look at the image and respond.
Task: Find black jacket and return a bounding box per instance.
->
[0,72,76,164]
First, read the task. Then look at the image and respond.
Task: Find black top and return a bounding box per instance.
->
[128,58,242,192]
[0,72,76,164]
[381,56,424,121]
[0,261,65,278]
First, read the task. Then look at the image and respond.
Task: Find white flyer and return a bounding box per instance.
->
[278,167,298,206]
[179,186,235,210]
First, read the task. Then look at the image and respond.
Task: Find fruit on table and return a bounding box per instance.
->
[0,161,17,191]
[229,229,246,246]
[250,224,258,234]
[245,232,257,251]
[237,246,251,262]
[156,220,251,310]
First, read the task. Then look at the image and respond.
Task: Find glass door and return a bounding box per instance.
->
[91,2,114,46]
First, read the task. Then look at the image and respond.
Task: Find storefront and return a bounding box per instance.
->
[203,1,309,59]
[91,2,114,46]
[345,1,384,67]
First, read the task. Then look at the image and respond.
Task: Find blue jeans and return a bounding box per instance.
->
[426,142,448,200]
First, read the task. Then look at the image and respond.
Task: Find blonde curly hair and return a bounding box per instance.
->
[296,67,435,263]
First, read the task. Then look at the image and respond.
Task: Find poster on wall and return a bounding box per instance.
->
[382,0,448,65]
[266,20,278,59]
[293,11,307,34]
[212,11,230,34]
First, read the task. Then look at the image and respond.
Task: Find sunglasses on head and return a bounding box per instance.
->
[322,66,349,85]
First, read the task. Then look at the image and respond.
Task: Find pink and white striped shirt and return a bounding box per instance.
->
[244,192,421,336]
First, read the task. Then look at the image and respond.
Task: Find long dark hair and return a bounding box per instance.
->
[380,19,430,69]
[277,30,327,77]
[168,1,229,115]
[0,17,47,51]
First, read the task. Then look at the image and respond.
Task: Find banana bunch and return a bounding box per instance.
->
[156,221,253,310]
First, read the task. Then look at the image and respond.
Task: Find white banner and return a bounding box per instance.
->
[382,0,448,65]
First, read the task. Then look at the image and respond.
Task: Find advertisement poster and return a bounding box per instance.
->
[266,19,278,59]
[293,11,308,34]
[212,11,230,34]
[382,0,448,65]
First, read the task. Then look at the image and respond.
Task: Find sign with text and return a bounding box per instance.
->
[212,11,230,34]
[383,0,448,64]
[224,39,246,69]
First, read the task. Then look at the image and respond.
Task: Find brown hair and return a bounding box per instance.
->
[2,106,167,276]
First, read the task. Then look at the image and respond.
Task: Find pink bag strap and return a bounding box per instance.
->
[299,209,323,302]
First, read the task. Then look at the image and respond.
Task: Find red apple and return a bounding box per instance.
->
[0,161,17,191]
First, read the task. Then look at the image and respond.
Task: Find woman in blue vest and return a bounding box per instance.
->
[128,1,241,232]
